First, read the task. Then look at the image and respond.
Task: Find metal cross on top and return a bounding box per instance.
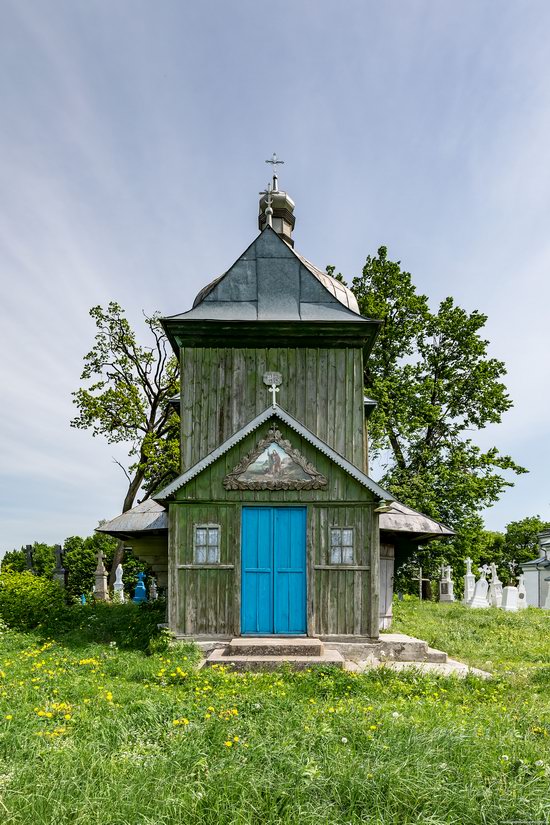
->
[266,152,284,174]
[263,371,282,406]
[268,384,279,405]
[259,181,274,227]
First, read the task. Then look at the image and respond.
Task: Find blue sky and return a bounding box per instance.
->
[1,0,550,553]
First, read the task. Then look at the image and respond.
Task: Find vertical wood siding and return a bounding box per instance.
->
[180,347,365,471]
[171,503,239,637]
[170,498,377,639]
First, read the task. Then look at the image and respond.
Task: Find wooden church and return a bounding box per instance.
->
[99,170,451,642]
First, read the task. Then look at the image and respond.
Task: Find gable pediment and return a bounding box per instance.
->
[223,427,327,491]
[154,404,393,502]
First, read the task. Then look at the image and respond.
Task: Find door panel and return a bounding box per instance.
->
[242,507,273,634]
[274,508,306,634]
[241,507,306,635]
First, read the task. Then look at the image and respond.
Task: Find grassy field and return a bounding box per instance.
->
[0,602,549,824]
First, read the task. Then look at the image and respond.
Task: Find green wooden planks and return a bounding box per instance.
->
[182,346,366,468]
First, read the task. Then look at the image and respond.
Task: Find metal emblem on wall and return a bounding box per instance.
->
[263,371,282,387]
[223,427,328,491]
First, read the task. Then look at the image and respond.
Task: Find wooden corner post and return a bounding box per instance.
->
[367,504,380,640]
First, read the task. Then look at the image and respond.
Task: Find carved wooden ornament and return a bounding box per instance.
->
[223,427,328,491]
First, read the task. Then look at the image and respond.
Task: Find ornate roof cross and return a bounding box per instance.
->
[259,182,274,227]
[266,152,285,174]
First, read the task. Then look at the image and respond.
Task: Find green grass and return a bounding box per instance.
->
[0,604,549,824]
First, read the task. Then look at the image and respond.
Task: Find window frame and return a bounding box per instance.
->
[329,526,355,565]
[193,523,221,564]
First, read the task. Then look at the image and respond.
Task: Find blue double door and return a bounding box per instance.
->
[241,507,307,635]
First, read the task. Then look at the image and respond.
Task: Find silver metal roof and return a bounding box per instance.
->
[378,500,453,538]
[163,227,366,324]
[97,495,453,540]
[96,498,169,536]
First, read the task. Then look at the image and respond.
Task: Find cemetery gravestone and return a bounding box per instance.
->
[133,572,147,604]
[439,564,455,602]
[517,574,527,610]
[470,566,490,609]
[52,544,67,588]
[113,564,125,603]
[463,557,475,605]
[94,550,109,602]
[501,585,519,612]
[489,562,503,608]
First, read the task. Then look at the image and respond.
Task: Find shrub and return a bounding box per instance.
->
[0,571,167,651]
[0,571,68,631]
[65,600,168,652]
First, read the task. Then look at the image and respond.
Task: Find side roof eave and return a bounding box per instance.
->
[96,497,454,542]
[153,404,394,502]
[379,500,454,539]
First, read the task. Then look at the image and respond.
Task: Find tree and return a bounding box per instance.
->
[62,533,148,598]
[502,516,550,566]
[347,246,526,572]
[1,534,151,599]
[0,543,56,576]
[71,302,180,577]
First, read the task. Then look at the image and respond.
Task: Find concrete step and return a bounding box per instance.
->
[378,633,430,662]
[425,647,448,663]
[226,637,323,657]
[206,648,344,671]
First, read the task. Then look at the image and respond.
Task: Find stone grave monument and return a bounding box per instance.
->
[439,564,455,602]
[52,544,67,588]
[463,557,476,605]
[488,562,503,608]
[94,550,109,602]
[501,585,519,612]
[113,563,125,603]
[517,573,527,610]
[470,565,490,608]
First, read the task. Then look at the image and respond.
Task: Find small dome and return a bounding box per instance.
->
[258,175,296,247]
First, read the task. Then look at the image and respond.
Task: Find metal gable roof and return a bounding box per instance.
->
[153,403,394,502]
[162,227,374,324]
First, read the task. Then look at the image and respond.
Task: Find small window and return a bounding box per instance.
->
[194,524,220,564]
[330,527,354,564]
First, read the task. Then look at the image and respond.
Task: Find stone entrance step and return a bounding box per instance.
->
[425,647,448,663]
[205,647,344,672]
[226,637,324,657]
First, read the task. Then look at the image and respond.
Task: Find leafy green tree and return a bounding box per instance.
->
[63,533,148,598]
[71,302,180,577]
[0,549,26,573]
[502,516,550,566]
[1,534,152,599]
[346,246,526,571]
[0,543,56,576]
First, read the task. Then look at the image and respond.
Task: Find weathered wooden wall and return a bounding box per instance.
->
[176,424,370,505]
[379,543,395,631]
[169,500,378,639]
[168,423,379,638]
[308,504,375,637]
[169,503,238,637]
[180,347,365,471]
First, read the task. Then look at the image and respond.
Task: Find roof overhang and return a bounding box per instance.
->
[162,318,380,356]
